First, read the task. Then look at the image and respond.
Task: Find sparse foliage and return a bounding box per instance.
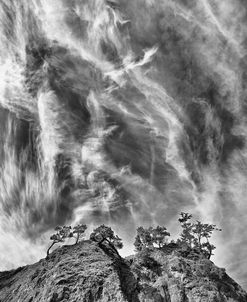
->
[192,220,221,259]
[46,214,222,262]
[90,224,123,258]
[134,226,170,251]
[177,212,222,259]
[47,224,88,257]
[47,226,72,257]
[72,224,87,244]
[178,212,194,248]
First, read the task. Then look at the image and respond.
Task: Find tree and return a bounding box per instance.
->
[72,224,87,244]
[178,212,194,248]
[134,231,144,252]
[177,213,222,259]
[151,226,170,248]
[134,226,170,251]
[202,241,216,260]
[90,225,123,258]
[178,212,192,224]
[192,221,221,259]
[134,227,152,251]
[47,226,72,257]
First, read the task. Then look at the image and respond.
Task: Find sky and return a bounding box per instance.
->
[0,0,247,289]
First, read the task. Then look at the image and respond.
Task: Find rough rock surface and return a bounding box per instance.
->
[0,241,246,302]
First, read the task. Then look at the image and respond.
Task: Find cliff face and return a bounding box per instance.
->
[0,241,246,302]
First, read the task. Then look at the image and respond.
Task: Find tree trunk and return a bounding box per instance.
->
[207,239,212,259]
[47,241,55,257]
[198,235,201,249]
[75,233,79,245]
[106,240,121,259]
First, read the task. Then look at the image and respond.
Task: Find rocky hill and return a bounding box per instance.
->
[0,241,246,302]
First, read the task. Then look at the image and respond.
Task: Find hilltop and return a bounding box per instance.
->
[0,240,246,302]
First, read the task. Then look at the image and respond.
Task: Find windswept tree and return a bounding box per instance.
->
[90,225,123,258]
[47,226,72,257]
[192,221,221,259]
[178,212,194,248]
[177,212,222,259]
[72,224,87,244]
[134,226,170,251]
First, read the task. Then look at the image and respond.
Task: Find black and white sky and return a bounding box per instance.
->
[0,0,247,289]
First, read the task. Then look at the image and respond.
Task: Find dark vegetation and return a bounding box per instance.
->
[134,226,170,251]
[177,212,221,259]
[90,225,123,259]
[47,224,87,257]
[2,215,246,302]
[47,213,221,261]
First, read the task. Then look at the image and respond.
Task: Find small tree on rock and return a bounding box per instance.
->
[134,226,170,251]
[90,224,123,258]
[72,224,87,244]
[192,221,221,259]
[47,226,72,257]
[178,212,194,248]
[177,213,221,259]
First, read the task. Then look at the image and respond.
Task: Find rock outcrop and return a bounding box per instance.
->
[0,241,246,302]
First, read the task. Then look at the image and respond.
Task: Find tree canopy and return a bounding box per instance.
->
[46,213,222,261]
[134,226,170,251]
[177,212,221,259]
[72,224,87,244]
[90,224,123,258]
[47,226,72,257]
